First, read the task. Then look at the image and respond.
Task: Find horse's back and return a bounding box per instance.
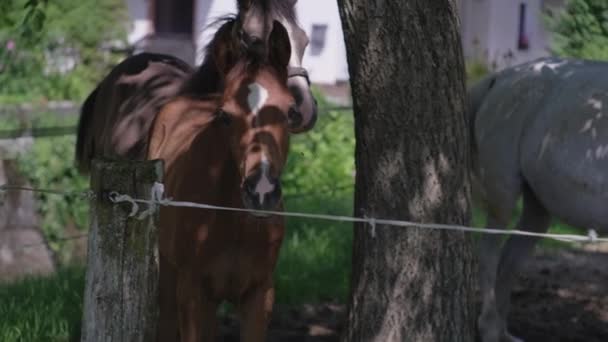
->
[75,52,192,173]
[472,59,557,204]
[518,59,608,229]
[472,57,608,228]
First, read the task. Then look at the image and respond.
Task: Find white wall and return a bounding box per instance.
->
[460,0,491,62]
[125,0,152,44]
[460,0,551,70]
[295,0,349,83]
[486,0,548,69]
[194,0,234,65]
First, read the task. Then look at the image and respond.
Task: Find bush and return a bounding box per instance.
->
[15,113,88,265]
[0,0,127,102]
[277,94,355,302]
[545,0,608,60]
[282,88,355,197]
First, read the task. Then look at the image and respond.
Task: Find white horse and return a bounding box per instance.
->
[468,56,608,342]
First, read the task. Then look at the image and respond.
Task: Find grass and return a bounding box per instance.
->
[0,267,84,342]
[0,195,585,341]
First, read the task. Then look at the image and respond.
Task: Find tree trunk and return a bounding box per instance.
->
[338,1,476,341]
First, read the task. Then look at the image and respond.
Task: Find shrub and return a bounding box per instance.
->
[545,0,608,60]
[0,0,127,102]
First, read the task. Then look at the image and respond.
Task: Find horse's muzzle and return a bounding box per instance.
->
[241,170,282,216]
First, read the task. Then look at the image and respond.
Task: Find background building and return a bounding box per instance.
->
[125,0,566,84]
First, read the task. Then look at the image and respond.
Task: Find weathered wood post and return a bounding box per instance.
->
[81,159,163,342]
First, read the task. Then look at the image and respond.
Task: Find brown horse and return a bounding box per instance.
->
[148,19,294,342]
[75,0,316,173]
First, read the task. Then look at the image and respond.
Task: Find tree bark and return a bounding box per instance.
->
[81,159,162,342]
[338,1,475,341]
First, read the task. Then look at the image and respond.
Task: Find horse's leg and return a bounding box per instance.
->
[478,187,520,342]
[199,294,219,342]
[176,269,206,342]
[157,255,179,342]
[239,285,274,342]
[495,184,550,342]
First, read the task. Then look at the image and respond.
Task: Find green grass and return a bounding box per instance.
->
[0,267,84,342]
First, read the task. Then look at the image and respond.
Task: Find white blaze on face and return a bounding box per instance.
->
[247,82,269,116]
[254,154,275,205]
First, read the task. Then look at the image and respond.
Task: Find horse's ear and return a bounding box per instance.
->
[267,20,291,71]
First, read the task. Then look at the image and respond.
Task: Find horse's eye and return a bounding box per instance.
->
[215,109,233,126]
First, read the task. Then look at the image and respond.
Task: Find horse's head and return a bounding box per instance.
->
[213,20,294,214]
[236,0,317,133]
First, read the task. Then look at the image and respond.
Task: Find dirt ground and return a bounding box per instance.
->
[219,246,608,341]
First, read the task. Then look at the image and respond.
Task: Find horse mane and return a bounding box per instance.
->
[179,11,289,98]
[179,16,240,97]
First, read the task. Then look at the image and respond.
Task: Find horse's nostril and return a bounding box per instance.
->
[242,170,282,210]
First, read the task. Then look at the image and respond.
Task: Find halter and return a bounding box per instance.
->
[287,66,310,85]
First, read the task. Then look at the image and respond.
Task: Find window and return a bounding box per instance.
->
[309,24,328,56]
[518,3,529,50]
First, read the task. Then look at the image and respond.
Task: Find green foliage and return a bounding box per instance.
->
[275,89,355,303]
[14,113,89,265]
[0,0,127,101]
[0,266,84,342]
[545,0,608,60]
[282,89,355,198]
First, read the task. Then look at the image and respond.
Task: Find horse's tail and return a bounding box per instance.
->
[75,86,99,174]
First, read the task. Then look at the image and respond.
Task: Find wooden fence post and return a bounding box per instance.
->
[81,159,163,342]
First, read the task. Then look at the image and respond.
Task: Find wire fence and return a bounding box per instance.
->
[1,183,606,255]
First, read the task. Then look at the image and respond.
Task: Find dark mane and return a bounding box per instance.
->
[179,16,239,97]
[179,0,298,97]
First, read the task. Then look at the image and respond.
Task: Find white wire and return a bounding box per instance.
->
[2,183,607,245]
[108,184,608,244]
